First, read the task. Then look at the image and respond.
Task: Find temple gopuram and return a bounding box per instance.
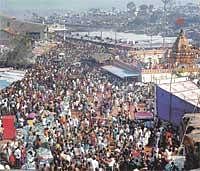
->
[168,29,199,68]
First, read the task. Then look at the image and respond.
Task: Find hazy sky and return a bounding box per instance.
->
[0,0,198,11]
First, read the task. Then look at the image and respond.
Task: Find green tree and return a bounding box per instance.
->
[138,4,149,15]
[127,2,136,15]
[6,35,34,67]
[149,4,154,13]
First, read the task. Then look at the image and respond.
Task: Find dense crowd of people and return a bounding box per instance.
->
[0,40,182,170]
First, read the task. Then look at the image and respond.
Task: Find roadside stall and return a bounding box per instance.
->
[181,113,200,139]
[184,129,200,169]
[135,111,154,128]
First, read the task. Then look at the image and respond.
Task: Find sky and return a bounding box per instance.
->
[0,0,198,15]
[0,0,198,11]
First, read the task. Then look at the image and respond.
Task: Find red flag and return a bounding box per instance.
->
[176,18,185,26]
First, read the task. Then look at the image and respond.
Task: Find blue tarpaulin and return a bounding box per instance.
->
[0,80,10,90]
[156,81,200,125]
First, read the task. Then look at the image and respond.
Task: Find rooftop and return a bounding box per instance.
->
[1,27,18,36]
[102,65,139,79]
[186,131,200,143]
[92,53,113,63]
[158,80,200,108]
[0,13,46,34]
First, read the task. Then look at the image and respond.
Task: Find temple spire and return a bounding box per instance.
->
[169,29,197,66]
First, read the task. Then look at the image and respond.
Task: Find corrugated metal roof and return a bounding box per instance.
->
[102,65,139,79]
[158,80,200,108]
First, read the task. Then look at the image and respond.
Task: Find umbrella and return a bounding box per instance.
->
[28,112,37,119]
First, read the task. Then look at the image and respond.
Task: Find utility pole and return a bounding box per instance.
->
[161,0,172,49]
[115,31,117,44]
[147,27,153,49]
[169,69,174,122]
[64,24,66,41]
[100,31,103,40]
[169,44,176,122]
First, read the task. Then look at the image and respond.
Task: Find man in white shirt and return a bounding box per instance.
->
[91,156,99,171]
[108,157,115,171]
[14,147,21,169]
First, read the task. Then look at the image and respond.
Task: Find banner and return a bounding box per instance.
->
[2,115,16,140]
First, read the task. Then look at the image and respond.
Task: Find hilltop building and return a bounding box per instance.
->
[0,14,47,46]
